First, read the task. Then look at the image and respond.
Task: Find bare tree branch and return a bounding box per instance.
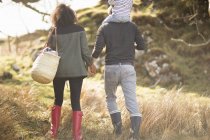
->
[21,2,50,16]
[195,21,206,41]
[171,38,210,47]
[189,13,198,21]
[192,1,207,41]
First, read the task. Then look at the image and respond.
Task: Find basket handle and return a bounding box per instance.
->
[54,27,58,52]
[44,27,58,52]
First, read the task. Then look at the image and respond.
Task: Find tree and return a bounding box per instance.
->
[11,0,39,3]
[194,0,209,20]
[99,0,107,4]
[10,0,50,16]
[6,0,210,20]
[153,0,209,21]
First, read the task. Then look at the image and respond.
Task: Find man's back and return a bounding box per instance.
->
[92,22,145,140]
[92,22,145,65]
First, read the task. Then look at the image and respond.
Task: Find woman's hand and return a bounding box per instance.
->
[88,64,96,76]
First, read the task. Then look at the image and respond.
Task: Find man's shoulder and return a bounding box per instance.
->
[129,22,138,28]
[100,22,137,27]
[99,23,109,29]
[97,23,110,33]
[127,22,139,32]
[98,22,138,32]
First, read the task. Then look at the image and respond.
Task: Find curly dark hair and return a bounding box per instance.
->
[51,4,77,27]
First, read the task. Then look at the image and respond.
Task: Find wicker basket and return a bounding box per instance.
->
[31,51,60,84]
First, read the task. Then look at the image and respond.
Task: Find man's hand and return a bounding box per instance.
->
[88,64,97,76]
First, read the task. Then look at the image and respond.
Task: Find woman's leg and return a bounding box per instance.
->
[49,78,65,138]
[69,77,83,111]
[53,78,66,106]
[69,77,84,140]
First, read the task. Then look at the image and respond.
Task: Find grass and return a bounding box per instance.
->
[139,87,210,139]
[0,79,210,140]
[0,2,210,139]
[0,85,49,140]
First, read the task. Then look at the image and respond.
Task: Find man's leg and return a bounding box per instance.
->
[105,65,122,135]
[110,112,122,136]
[120,65,142,140]
[130,116,141,140]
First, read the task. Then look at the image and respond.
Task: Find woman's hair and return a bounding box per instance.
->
[51,4,77,27]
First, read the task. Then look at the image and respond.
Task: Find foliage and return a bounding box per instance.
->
[152,0,209,21]
[11,0,39,3]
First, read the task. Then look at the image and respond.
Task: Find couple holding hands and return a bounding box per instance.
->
[47,1,146,139]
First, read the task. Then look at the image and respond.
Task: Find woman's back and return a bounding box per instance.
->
[48,24,92,78]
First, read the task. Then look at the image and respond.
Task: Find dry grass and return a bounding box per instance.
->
[0,85,49,140]
[0,100,16,139]
[53,80,210,140]
[140,87,210,140]
[0,80,210,140]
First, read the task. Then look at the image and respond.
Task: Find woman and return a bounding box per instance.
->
[46,4,96,139]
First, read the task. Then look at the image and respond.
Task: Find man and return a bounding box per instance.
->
[92,21,146,140]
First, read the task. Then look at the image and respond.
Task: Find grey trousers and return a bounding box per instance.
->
[104,64,141,117]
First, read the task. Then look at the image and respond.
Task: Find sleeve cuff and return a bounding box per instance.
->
[92,52,99,58]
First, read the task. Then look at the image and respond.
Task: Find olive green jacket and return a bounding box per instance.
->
[48,24,92,78]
